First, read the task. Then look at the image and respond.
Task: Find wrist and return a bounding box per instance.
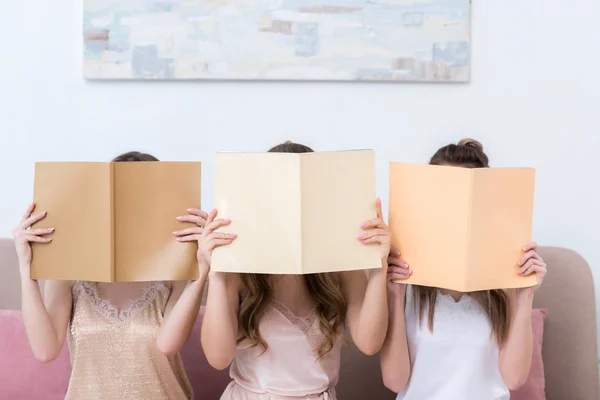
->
[389,284,407,299]
[208,270,227,282]
[19,263,34,281]
[516,290,534,308]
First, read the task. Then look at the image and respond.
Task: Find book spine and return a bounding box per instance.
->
[464,171,475,292]
[298,156,303,274]
[109,163,115,282]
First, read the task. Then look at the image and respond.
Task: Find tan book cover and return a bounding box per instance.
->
[211,150,382,274]
[31,162,201,282]
[389,163,537,292]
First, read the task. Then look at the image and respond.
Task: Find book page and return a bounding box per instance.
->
[466,168,537,291]
[113,162,200,282]
[31,162,113,282]
[389,163,471,291]
[301,151,380,274]
[211,153,302,274]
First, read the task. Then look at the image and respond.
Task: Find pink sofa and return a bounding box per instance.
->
[0,308,232,400]
[1,239,599,400]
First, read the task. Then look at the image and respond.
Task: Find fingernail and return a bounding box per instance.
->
[230,233,237,238]
[357,235,364,239]
[187,208,193,212]
[42,211,47,215]
[176,216,183,220]
[173,231,179,235]
[49,228,55,232]
[360,223,367,228]
[224,219,231,223]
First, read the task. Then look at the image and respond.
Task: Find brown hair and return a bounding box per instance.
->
[237,141,348,358]
[111,151,159,162]
[415,138,511,346]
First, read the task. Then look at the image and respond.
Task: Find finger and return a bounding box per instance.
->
[518,250,539,266]
[27,228,55,236]
[390,246,401,256]
[173,227,203,237]
[186,208,209,219]
[205,209,218,225]
[518,259,543,275]
[20,212,47,230]
[388,256,409,269]
[24,234,52,243]
[520,265,546,277]
[22,203,35,221]
[204,218,231,235]
[375,198,383,220]
[522,242,538,252]
[358,229,390,240]
[176,234,202,242]
[204,238,236,249]
[176,214,207,226]
[208,232,237,240]
[388,266,411,275]
[361,218,385,229]
[359,235,390,245]
[388,273,411,280]
[178,232,237,242]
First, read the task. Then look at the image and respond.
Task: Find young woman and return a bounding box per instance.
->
[13,151,208,400]
[380,139,548,400]
[200,141,391,400]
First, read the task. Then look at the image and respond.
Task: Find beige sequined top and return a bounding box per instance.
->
[66,281,193,400]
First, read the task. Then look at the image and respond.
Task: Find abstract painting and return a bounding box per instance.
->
[83,0,471,82]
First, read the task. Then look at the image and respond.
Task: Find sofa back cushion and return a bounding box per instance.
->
[0,310,71,400]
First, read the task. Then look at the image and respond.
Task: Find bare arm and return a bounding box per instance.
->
[380,250,412,392]
[499,290,533,390]
[14,204,72,362]
[499,242,547,390]
[339,267,388,355]
[156,278,206,355]
[21,278,73,362]
[201,272,241,370]
[157,207,210,355]
[340,198,392,355]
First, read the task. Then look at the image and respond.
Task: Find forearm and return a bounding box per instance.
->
[201,274,238,370]
[20,272,63,361]
[157,275,207,355]
[500,293,533,390]
[380,289,411,393]
[354,267,389,355]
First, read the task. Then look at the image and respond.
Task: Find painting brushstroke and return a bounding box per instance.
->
[83,0,471,82]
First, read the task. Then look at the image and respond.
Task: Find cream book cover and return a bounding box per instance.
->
[211,150,381,274]
[31,162,201,282]
[389,163,537,292]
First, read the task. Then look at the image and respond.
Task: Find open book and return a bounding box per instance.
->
[31,162,201,282]
[211,150,382,274]
[389,163,537,292]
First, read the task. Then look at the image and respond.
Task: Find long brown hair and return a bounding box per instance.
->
[238,141,348,358]
[415,138,511,346]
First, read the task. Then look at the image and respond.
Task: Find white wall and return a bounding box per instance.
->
[1,0,599,330]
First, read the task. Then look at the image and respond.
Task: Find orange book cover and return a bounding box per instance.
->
[389,163,537,292]
[31,162,201,282]
[211,150,381,274]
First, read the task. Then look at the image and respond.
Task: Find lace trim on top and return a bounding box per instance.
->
[271,300,318,334]
[73,281,169,325]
